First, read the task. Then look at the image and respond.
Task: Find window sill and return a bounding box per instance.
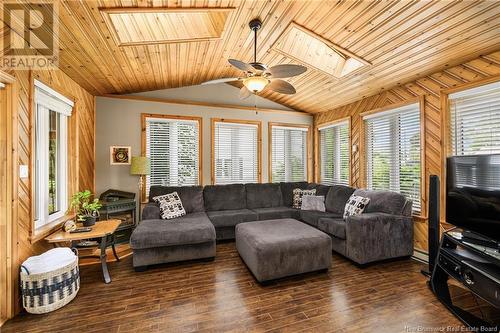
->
[30,213,76,243]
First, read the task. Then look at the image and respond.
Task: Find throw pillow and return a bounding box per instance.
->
[344,195,370,219]
[301,195,326,212]
[153,192,186,220]
[293,188,316,209]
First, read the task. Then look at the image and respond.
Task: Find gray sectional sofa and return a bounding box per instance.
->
[130,182,414,271]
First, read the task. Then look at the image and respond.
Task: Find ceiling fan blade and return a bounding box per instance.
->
[201,77,240,85]
[268,64,307,78]
[228,59,255,72]
[268,79,296,94]
[239,86,252,100]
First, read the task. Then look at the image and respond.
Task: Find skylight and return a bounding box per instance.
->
[271,22,369,78]
[100,8,233,46]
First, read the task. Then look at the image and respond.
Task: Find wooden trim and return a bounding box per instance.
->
[359,97,421,118]
[0,70,15,84]
[314,116,352,185]
[211,118,262,185]
[418,96,427,217]
[440,74,500,96]
[101,94,307,115]
[140,113,203,202]
[267,122,313,183]
[29,214,76,243]
[0,80,16,326]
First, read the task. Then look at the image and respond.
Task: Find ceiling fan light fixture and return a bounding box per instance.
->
[243,76,269,93]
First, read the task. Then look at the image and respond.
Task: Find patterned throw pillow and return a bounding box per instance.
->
[343,195,370,219]
[153,192,186,220]
[293,188,316,209]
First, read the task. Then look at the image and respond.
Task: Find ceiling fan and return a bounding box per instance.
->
[201,19,307,99]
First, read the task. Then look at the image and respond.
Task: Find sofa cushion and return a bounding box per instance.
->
[317,217,346,239]
[203,184,246,211]
[325,185,356,214]
[307,183,331,197]
[353,189,410,216]
[207,209,258,228]
[300,210,342,228]
[130,212,215,250]
[252,206,300,220]
[246,183,283,209]
[280,182,308,207]
[149,185,204,214]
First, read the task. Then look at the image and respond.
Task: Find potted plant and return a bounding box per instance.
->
[70,190,102,227]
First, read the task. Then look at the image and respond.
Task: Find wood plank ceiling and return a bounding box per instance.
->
[24,0,500,113]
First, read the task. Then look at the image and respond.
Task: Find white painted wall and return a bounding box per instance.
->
[95,84,312,198]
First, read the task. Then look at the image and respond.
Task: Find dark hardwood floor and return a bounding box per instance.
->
[4,242,461,333]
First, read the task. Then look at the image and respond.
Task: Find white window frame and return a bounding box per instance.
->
[270,123,309,183]
[318,119,350,186]
[34,80,73,230]
[212,119,261,185]
[449,80,500,156]
[363,102,422,213]
[144,114,201,198]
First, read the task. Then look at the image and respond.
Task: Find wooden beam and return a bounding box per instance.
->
[101,94,308,115]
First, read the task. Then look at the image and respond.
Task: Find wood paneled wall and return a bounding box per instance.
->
[2,68,95,319]
[314,51,500,252]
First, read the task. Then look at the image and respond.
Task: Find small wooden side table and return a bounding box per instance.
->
[45,219,121,284]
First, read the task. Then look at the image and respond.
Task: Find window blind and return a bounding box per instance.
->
[450,81,500,156]
[145,117,199,196]
[271,125,308,182]
[319,121,349,185]
[214,121,259,184]
[364,103,421,212]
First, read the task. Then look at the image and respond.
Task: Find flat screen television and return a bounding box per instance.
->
[446,154,500,240]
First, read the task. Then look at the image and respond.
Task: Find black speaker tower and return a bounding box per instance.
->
[422,175,440,277]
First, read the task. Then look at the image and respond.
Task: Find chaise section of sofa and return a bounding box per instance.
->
[316,189,414,264]
[130,185,216,270]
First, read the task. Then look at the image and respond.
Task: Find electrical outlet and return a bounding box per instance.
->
[19,165,29,178]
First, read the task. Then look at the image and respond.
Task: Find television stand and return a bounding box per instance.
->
[431,227,500,330]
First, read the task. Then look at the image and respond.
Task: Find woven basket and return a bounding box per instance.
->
[20,249,80,314]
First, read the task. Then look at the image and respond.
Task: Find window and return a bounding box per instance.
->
[319,120,349,185]
[270,124,309,182]
[34,80,73,229]
[212,119,261,184]
[144,115,201,196]
[449,81,500,156]
[363,103,421,212]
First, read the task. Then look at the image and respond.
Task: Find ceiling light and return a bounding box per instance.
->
[243,76,269,93]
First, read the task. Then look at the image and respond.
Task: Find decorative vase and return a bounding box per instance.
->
[82,216,96,227]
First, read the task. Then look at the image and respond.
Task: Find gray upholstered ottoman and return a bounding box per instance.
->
[235,218,332,282]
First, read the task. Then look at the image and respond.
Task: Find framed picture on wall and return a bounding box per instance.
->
[110,146,131,165]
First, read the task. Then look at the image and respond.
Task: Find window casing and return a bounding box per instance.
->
[449,81,500,156]
[319,120,349,185]
[34,80,73,229]
[145,116,200,197]
[270,125,308,182]
[213,120,260,184]
[364,103,421,213]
